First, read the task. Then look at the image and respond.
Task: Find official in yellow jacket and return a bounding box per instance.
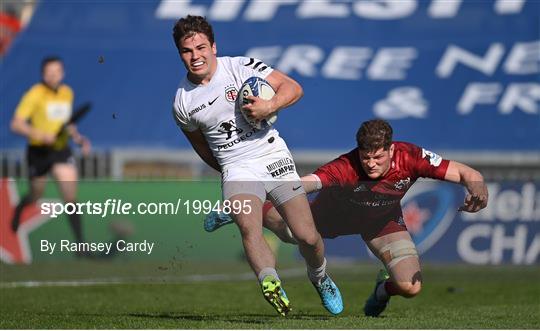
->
[10,56,91,251]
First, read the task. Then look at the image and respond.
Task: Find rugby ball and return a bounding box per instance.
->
[237,77,277,130]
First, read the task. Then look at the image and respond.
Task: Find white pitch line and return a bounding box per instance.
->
[0,267,307,288]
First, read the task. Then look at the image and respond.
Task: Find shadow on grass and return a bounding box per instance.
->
[128,311,332,324]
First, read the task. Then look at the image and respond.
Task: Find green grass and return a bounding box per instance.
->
[1,261,539,329]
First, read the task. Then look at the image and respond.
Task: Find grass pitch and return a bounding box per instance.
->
[0,261,539,329]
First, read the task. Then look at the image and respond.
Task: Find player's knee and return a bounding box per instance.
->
[397,281,422,298]
[294,231,321,249]
[380,239,419,269]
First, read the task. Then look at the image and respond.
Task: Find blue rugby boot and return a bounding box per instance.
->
[312,274,343,315]
[203,210,234,232]
[261,275,291,316]
[363,269,391,317]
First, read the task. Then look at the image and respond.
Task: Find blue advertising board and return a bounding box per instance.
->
[325,181,540,265]
[0,0,538,150]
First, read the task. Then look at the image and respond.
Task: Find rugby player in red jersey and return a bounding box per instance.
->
[205,119,488,316]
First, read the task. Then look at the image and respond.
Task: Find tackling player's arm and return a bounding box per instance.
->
[443,161,488,213]
[243,70,303,121]
[183,128,221,172]
[299,154,350,194]
[300,174,322,194]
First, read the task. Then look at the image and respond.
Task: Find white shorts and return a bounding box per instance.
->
[221,149,305,207]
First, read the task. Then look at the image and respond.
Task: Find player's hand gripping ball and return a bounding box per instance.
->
[237,77,277,130]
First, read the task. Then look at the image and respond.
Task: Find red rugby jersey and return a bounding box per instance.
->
[311,141,450,237]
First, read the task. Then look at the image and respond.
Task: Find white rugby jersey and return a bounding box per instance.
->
[173,56,288,166]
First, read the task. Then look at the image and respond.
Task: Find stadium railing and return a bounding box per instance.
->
[1,148,539,180]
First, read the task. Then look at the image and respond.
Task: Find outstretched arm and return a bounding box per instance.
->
[183,129,221,173]
[444,161,488,213]
[300,174,322,194]
[242,70,303,121]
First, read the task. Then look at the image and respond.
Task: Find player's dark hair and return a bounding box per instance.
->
[173,15,215,51]
[41,56,63,72]
[356,119,393,151]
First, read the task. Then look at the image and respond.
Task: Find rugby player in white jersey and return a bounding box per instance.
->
[171,15,343,316]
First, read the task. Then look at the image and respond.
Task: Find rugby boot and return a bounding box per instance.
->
[312,274,344,315]
[261,275,291,316]
[363,269,391,317]
[203,210,234,232]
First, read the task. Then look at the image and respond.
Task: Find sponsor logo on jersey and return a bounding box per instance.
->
[422,148,443,167]
[188,103,206,117]
[208,96,219,106]
[225,85,238,103]
[216,124,258,151]
[350,197,400,208]
[266,158,295,178]
[217,120,243,140]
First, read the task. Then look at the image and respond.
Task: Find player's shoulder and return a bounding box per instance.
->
[176,75,193,91]
[328,148,359,170]
[393,141,446,173]
[341,148,359,162]
[224,56,273,76]
[393,141,445,164]
[315,147,361,185]
[222,55,253,66]
[172,77,191,113]
[393,141,421,156]
[219,56,253,71]
[215,56,240,70]
[392,142,424,169]
[174,76,198,101]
